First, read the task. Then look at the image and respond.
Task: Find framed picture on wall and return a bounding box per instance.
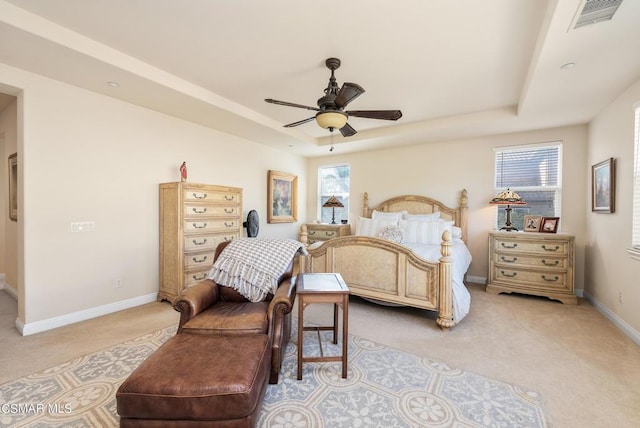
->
[592,157,615,213]
[267,170,298,223]
[8,153,17,221]
[523,215,542,232]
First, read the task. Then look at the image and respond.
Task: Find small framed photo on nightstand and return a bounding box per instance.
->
[540,217,559,233]
[523,215,542,232]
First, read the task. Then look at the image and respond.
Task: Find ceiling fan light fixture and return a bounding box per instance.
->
[315,111,348,130]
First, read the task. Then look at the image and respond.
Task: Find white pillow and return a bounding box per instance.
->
[400,219,454,245]
[404,212,441,221]
[355,217,374,236]
[371,210,404,223]
[451,226,463,240]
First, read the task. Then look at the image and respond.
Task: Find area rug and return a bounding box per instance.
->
[0,325,550,427]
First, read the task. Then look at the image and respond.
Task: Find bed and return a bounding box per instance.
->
[298,189,470,330]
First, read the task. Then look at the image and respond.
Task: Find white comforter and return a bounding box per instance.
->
[403,241,472,323]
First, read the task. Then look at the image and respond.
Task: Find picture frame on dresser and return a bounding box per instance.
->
[523,215,542,232]
[540,217,559,233]
[267,170,298,223]
[591,157,615,213]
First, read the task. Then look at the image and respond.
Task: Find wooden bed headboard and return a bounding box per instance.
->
[362,189,469,243]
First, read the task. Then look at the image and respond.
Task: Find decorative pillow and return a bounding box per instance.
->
[378,225,404,243]
[371,210,404,223]
[404,212,441,221]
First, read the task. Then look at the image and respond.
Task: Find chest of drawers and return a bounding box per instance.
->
[159,182,242,303]
[301,223,351,245]
[486,231,577,304]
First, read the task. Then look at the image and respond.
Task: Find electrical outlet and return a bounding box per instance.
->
[619,291,623,304]
[115,278,123,288]
[71,221,95,232]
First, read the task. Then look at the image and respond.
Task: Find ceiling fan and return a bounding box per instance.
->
[265,58,402,137]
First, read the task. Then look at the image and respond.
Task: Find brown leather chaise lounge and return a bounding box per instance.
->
[116,240,299,427]
[173,240,296,384]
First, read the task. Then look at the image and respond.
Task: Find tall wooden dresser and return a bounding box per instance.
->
[486,231,577,304]
[159,182,242,304]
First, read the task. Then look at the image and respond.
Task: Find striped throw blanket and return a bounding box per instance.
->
[208,238,307,302]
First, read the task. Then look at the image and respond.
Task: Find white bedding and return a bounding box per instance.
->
[402,241,472,324]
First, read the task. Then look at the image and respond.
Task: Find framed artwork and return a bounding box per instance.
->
[540,217,559,233]
[8,153,17,221]
[267,170,298,223]
[523,215,542,232]
[592,157,615,213]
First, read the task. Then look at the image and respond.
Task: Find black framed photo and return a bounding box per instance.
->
[592,157,615,213]
[540,217,559,233]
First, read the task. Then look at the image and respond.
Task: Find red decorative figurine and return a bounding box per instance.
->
[180,162,187,182]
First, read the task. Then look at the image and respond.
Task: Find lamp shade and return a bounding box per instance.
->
[323,195,344,208]
[489,188,526,205]
[316,111,348,130]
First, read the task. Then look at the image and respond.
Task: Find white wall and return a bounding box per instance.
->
[586,78,640,336]
[0,63,306,331]
[306,125,588,288]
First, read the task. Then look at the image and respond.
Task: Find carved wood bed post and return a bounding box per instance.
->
[299,224,309,246]
[362,192,370,217]
[459,189,468,243]
[437,230,455,330]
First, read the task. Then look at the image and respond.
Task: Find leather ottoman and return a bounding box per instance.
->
[116,333,271,427]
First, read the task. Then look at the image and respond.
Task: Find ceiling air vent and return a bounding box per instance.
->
[572,0,624,29]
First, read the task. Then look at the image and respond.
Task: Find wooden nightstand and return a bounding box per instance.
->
[486,231,577,304]
[299,223,351,246]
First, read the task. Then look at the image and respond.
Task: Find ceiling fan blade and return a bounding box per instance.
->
[334,83,365,109]
[339,122,357,137]
[265,98,319,112]
[284,116,316,128]
[346,110,403,121]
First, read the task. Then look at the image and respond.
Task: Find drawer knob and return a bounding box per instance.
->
[192,207,208,214]
[192,255,208,263]
[192,238,207,246]
[192,272,208,281]
[225,195,234,201]
[191,193,208,199]
[500,256,518,263]
[501,243,518,249]
[225,208,235,214]
[541,245,560,252]
[308,230,316,235]
[500,270,517,278]
[541,275,559,282]
[192,222,207,229]
[326,231,335,236]
[224,221,235,228]
[541,259,559,266]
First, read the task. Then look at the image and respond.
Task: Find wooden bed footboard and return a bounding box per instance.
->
[299,232,455,330]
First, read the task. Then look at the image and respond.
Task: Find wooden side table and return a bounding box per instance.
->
[296,273,350,380]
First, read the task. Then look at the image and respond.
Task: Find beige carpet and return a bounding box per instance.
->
[1,284,640,427]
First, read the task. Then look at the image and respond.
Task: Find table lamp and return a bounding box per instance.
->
[322,196,344,224]
[489,189,526,231]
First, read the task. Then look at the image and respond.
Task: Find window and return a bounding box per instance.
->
[631,105,640,255]
[494,143,562,231]
[318,164,350,224]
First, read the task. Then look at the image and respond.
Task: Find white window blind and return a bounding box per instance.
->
[632,107,640,249]
[494,143,562,230]
[318,164,350,224]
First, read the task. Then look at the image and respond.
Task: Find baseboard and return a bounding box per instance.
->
[466,275,486,285]
[583,291,640,346]
[16,293,159,336]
